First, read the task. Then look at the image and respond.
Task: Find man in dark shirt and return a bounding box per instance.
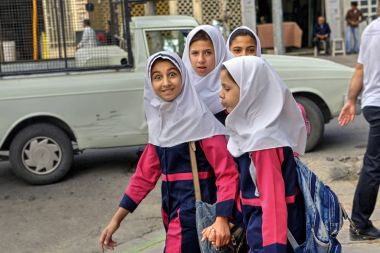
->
[345,1,364,54]
[313,16,331,55]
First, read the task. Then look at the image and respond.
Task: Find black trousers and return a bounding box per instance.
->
[351,106,380,229]
[313,37,330,53]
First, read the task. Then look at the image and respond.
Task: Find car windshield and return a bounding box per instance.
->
[145,30,190,57]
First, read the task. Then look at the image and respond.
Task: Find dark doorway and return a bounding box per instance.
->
[257,0,324,47]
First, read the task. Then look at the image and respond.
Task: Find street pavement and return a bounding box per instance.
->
[113,53,380,253]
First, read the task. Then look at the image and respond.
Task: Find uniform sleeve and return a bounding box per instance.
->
[251,148,287,253]
[200,135,239,218]
[119,144,161,213]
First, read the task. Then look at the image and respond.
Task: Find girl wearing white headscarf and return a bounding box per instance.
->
[226,26,262,57]
[182,25,232,124]
[220,56,307,253]
[226,26,311,137]
[100,52,239,253]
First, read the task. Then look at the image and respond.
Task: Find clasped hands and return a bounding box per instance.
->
[201,217,232,250]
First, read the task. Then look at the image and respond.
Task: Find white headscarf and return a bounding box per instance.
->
[182,25,232,114]
[223,56,307,157]
[226,26,262,57]
[144,51,226,147]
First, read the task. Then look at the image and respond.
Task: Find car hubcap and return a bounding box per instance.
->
[22,137,62,175]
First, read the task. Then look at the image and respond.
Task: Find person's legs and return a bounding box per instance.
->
[345,26,352,53]
[313,37,319,48]
[353,27,359,53]
[351,106,380,239]
[325,38,331,55]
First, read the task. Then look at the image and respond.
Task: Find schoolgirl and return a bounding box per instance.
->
[226,26,311,137]
[99,51,239,253]
[218,56,307,253]
[226,26,262,57]
[182,25,232,124]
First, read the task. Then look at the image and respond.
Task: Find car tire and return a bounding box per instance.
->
[9,123,73,185]
[295,97,325,152]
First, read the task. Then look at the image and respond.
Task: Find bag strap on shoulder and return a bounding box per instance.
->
[189,141,202,201]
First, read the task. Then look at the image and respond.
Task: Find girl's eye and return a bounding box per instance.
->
[233,49,241,53]
[153,75,162,81]
[191,51,199,56]
[169,72,177,78]
[205,50,212,56]
[224,87,230,91]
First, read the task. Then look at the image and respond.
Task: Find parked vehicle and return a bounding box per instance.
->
[0,8,352,184]
[263,54,353,151]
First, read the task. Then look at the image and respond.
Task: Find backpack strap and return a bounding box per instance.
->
[340,202,360,235]
[189,141,202,201]
[287,228,300,250]
[248,154,260,197]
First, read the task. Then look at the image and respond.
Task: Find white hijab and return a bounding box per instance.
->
[182,25,232,114]
[226,26,262,57]
[223,56,307,157]
[144,51,226,147]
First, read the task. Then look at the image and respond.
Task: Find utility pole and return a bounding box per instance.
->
[272,0,285,54]
[220,0,231,38]
[144,0,156,15]
[192,0,203,24]
[240,0,256,31]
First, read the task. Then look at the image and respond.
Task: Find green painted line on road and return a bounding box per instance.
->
[123,234,165,253]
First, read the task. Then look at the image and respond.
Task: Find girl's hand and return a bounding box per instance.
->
[201,217,231,249]
[99,220,120,252]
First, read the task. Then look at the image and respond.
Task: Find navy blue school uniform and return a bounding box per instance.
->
[119,135,239,253]
[236,147,306,253]
[214,110,228,125]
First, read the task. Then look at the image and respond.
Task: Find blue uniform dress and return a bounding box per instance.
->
[120,135,239,253]
[236,146,306,253]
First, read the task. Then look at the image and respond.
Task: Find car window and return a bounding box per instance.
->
[145,30,190,57]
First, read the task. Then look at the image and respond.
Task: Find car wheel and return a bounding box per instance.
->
[9,123,73,185]
[295,97,325,152]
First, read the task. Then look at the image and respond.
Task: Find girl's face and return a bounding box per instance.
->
[219,69,240,113]
[189,39,216,77]
[230,35,257,57]
[151,60,182,102]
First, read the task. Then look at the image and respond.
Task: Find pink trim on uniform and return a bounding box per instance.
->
[200,135,239,204]
[240,194,261,206]
[161,171,212,182]
[240,193,297,206]
[251,148,288,247]
[165,209,182,253]
[125,144,162,205]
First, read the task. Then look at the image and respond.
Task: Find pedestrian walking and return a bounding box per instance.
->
[345,1,364,54]
[214,56,307,252]
[338,10,380,240]
[99,51,239,253]
[77,19,97,49]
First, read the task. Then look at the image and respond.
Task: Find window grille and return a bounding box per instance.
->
[0,0,133,76]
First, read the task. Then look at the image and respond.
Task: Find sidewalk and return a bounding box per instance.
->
[118,181,380,253]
